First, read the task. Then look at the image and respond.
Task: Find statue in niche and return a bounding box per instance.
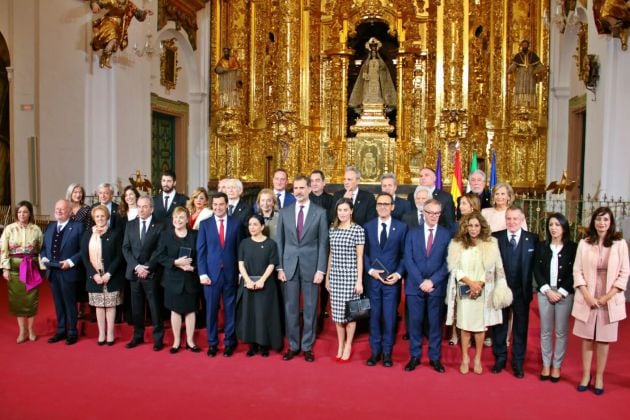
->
[348,37,397,112]
[595,0,630,50]
[508,40,545,109]
[89,0,153,69]
[215,47,243,109]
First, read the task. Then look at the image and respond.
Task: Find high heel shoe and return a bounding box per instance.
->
[17,331,27,344]
[473,360,483,375]
[339,351,353,363]
[449,336,459,346]
[28,331,37,342]
[106,340,115,346]
[460,359,470,374]
[577,376,591,392]
[593,387,604,396]
[187,343,201,353]
[170,346,180,354]
[97,340,106,346]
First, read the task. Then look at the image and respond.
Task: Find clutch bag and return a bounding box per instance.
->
[345,296,371,322]
[458,284,471,299]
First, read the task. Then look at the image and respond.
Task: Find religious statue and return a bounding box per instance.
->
[507,40,545,109]
[89,0,153,69]
[595,0,630,50]
[215,47,243,109]
[348,37,397,112]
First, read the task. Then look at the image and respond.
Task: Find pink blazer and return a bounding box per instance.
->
[572,239,629,323]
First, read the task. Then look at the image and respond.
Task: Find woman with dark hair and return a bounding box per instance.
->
[236,214,283,356]
[155,206,201,353]
[573,207,629,395]
[66,183,91,228]
[119,185,140,221]
[326,198,365,362]
[0,201,44,343]
[81,205,124,345]
[534,213,577,382]
[445,212,507,374]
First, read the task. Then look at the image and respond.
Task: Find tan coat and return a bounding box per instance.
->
[445,237,506,327]
[572,239,629,323]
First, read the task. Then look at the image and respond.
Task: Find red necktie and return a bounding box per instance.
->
[219,218,225,248]
[426,228,434,256]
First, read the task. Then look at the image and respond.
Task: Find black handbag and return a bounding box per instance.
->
[345,296,371,322]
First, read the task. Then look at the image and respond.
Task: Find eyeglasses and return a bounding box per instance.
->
[423,210,441,216]
[376,202,392,207]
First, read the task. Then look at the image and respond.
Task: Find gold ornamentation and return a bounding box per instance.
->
[157,0,210,50]
[160,38,181,91]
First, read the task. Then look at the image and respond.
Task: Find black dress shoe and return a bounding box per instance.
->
[383,353,393,368]
[366,353,381,366]
[106,340,115,347]
[223,345,236,357]
[66,336,78,345]
[125,338,144,349]
[246,344,259,357]
[260,346,269,357]
[513,367,524,378]
[304,351,315,362]
[170,346,180,354]
[491,361,506,374]
[404,357,420,372]
[48,333,67,344]
[430,360,445,373]
[187,343,201,353]
[282,349,299,361]
[97,340,106,346]
[207,345,218,357]
[153,342,164,352]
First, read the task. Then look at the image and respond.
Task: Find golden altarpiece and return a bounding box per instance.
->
[209,0,549,189]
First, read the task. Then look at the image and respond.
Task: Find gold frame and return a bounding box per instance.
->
[160,38,179,91]
[576,23,588,81]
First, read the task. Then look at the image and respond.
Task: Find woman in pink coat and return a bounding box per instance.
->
[572,207,629,395]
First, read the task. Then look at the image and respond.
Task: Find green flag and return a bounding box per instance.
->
[467,150,478,192]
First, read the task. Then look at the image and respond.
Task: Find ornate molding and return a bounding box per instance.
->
[158,0,209,50]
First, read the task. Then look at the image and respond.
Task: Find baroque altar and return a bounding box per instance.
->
[209,0,549,189]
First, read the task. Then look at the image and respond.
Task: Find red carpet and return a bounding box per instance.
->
[0,281,628,419]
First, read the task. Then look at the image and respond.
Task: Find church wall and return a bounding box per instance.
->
[1,0,210,214]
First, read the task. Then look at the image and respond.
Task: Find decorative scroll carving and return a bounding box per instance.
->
[158,0,209,50]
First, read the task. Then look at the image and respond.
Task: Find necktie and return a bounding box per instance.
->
[426,228,434,256]
[277,193,282,208]
[380,222,387,249]
[57,224,62,233]
[228,204,234,216]
[164,195,169,211]
[219,218,225,248]
[297,206,304,241]
[140,220,147,242]
[510,234,517,249]
[418,212,423,225]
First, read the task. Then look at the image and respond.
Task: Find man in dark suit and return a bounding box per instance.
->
[380,173,411,220]
[330,166,376,226]
[272,168,296,209]
[276,176,329,362]
[153,170,188,223]
[402,186,431,229]
[364,193,407,367]
[403,199,453,373]
[40,199,84,345]
[406,167,455,228]
[225,178,252,237]
[491,205,538,378]
[456,169,492,218]
[122,196,165,351]
[197,192,242,357]
[90,183,121,230]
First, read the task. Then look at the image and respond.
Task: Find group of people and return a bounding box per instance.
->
[1,167,628,395]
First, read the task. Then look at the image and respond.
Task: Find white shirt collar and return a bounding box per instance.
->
[507,229,521,243]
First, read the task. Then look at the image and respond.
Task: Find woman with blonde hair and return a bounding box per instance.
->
[481,182,527,232]
[256,188,279,239]
[187,187,212,230]
[66,183,92,228]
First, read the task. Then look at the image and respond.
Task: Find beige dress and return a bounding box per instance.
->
[455,246,486,332]
[573,246,618,342]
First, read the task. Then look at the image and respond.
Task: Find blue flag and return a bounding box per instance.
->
[435,150,442,190]
[489,150,497,188]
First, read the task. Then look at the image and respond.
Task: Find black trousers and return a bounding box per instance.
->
[130,277,164,344]
[492,296,530,368]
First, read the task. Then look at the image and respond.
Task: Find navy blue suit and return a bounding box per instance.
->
[403,224,452,361]
[40,220,84,337]
[391,197,411,220]
[197,215,242,347]
[364,217,407,355]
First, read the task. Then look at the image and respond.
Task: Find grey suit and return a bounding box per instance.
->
[276,201,329,352]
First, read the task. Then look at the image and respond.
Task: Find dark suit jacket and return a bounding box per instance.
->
[155,228,202,295]
[122,217,165,280]
[81,228,125,293]
[229,199,253,237]
[493,229,538,302]
[197,215,242,283]
[406,188,456,227]
[330,189,377,226]
[533,240,577,295]
[391,197,411,221]
[40,220,84,282]
[402,210,423,229]
[153,192,188,223]
[363,218,407,278]
[403,224,452,297]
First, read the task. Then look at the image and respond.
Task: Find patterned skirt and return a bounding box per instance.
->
[88,285,122,308]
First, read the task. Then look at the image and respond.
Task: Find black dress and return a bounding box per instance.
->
[236,237,283,350]
[155,229,201,314]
